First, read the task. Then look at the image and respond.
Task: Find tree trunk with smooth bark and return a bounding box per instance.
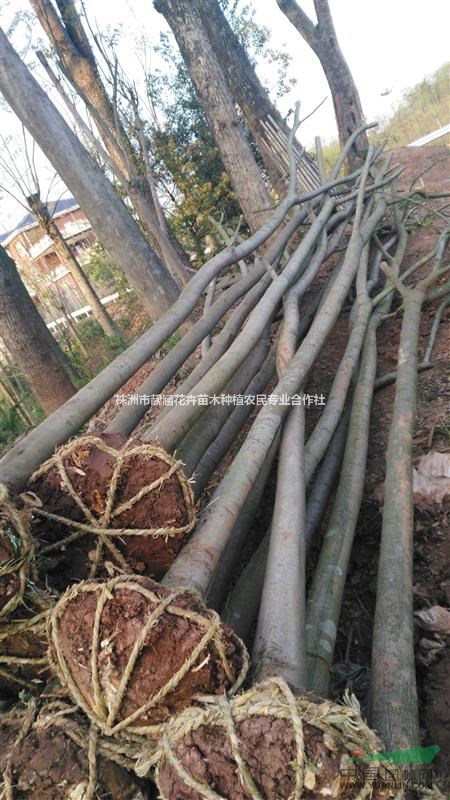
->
[26,193,118,338]
[30,0,191,285]
[276,0,368,167]
[0,246,76,415]
[0,28,180,320]
[154,0,273,232]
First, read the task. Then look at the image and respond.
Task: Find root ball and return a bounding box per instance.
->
[48,575,248,737]
[28,432,196,584]
[144,677,393,800]
[0,701,147,800]
[0,485,35,620]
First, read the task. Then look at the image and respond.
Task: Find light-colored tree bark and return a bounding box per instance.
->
[0,28,180,320]
[276,0,368,167]
[26,193,118,338]
[154,0,273,232]
[0,245,76,415]
[30,0,190,285]
[191,0,319,193]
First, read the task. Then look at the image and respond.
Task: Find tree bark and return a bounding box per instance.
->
[154,0,273,233]
[0,246,76,415]
[0,28,180,320]
[276,0,368,167]
[30,0,191,284]
[26,193,118,338]
[192,0,319,193]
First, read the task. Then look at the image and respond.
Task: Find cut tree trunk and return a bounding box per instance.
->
[0,246,76,414]
[0,29,180,320]
[154,0,273,232]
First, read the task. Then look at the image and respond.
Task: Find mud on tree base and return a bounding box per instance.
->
[28,432,196,587]
[138,678,396,800]
[48,575,248,737]
[0,701,147,800]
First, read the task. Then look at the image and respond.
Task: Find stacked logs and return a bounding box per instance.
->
[1,129,448,797]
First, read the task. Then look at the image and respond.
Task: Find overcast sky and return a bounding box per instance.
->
[1,0,449,233]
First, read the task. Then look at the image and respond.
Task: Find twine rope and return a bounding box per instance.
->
[29,436,196,577]
[144,677,385,800]
[0,484,37,620]
[0,700,143,800]
[49,576,248,738]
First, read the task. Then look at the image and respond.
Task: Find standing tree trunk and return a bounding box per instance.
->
[194,0,319,193]
[26,193,118,338]
[154,0,273,233]
[30,0,191,286]
[0,28,180,320]
[0,246,76,415]
[276,0,368,167]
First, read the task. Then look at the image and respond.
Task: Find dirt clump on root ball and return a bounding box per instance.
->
[0,702,146,800]
[48,575,248,737]
[28,432,196,588]
[146,678,394,800]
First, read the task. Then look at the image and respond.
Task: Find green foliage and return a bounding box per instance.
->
[319,63,449,176]
[147,1,296,259]
[0,401,24,450]
[83,243,129,295]
[372,63,450,149]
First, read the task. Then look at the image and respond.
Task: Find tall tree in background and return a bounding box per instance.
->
[154,0,273,233]
[30,0,191,285]
[0,133,117,338]
[0,245,76,414]
[193,0,319,193]
[26,193,118,338]
[276,0,368,167]
[0,28,180,321]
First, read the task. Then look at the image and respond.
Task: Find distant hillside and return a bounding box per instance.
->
[320,62,449,175]
[372,62,450,148]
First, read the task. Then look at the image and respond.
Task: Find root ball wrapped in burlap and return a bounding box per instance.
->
[0,700,147,800]
[48,575,249,738]
[28,432,196,585]
[139,677,396,800]
[0,484,36,620]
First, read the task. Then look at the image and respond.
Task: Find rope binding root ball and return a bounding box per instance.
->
[0,483,36,620]
[0,699,147,800]
[48,575,249,739]
[27,432,196,586]
[136,677,399,800]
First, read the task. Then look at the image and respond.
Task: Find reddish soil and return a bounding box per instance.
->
[0,708,144,799]
[30,431,193,586]
[0,612,49,696]
[52,576,247,731]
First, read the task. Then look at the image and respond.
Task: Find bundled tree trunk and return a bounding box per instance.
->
[30,0,191,285]
[0,246,76,414]
[370,230,450,749]
[276,0,368,168]
[154,0,273,232]
[0,28,180,320]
